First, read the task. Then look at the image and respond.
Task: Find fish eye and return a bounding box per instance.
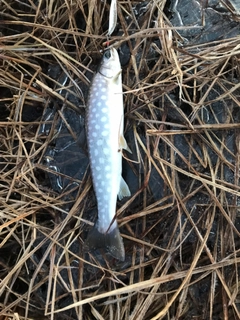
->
[104,50,111,59]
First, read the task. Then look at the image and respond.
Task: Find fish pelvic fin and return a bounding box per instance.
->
[118,176,131,200]
[84,224,125,261]
[119,134,132,154]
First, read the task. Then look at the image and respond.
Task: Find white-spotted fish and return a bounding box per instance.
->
[85,48,131,261]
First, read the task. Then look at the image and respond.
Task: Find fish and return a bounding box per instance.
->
[85,47,131,261]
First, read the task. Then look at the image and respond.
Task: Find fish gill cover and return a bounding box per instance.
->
[0,0,240,319]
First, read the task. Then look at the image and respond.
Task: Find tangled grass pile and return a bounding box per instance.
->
[0,0,240,319]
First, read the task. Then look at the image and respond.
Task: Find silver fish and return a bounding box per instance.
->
[85,47,131,261]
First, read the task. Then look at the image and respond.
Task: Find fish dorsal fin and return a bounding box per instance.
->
[118,176,131,200]
[119,134,132,153]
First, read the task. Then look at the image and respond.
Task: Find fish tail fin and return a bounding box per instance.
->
[84,224,125,261]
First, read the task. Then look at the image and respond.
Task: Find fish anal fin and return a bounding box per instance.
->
[84,224,125,261]
[119,134,132,153]
[118,176,131,200]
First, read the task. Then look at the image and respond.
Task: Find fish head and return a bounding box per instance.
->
[98,47,121,79]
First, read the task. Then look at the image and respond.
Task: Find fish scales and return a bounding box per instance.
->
[85,48,131,261]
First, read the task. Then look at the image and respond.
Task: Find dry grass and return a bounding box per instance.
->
[0,0,240,319]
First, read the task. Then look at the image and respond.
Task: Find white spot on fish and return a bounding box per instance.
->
[97,102,102,107]
[102,108,107,113]
[104,123,109,129]
[105,165,110,171]
[97,139,103,146]
[102,131,108,136]
[92,107,96,112]
[98,188,103,193]
[101,95,106,100]
[95,124,100,130]
[92,132,97,137]
[101,116,107,122]
[96,166,101,171]
[101,87,106,92]
[99,157,104,164]
[103,147,109,155]
[94,149,98,156]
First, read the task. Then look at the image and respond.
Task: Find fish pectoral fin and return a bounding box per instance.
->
[118,176,131,200]
[113,70,122,83]
[119,134,132,153]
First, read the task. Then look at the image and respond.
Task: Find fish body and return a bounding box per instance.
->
[85,48,131,261]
